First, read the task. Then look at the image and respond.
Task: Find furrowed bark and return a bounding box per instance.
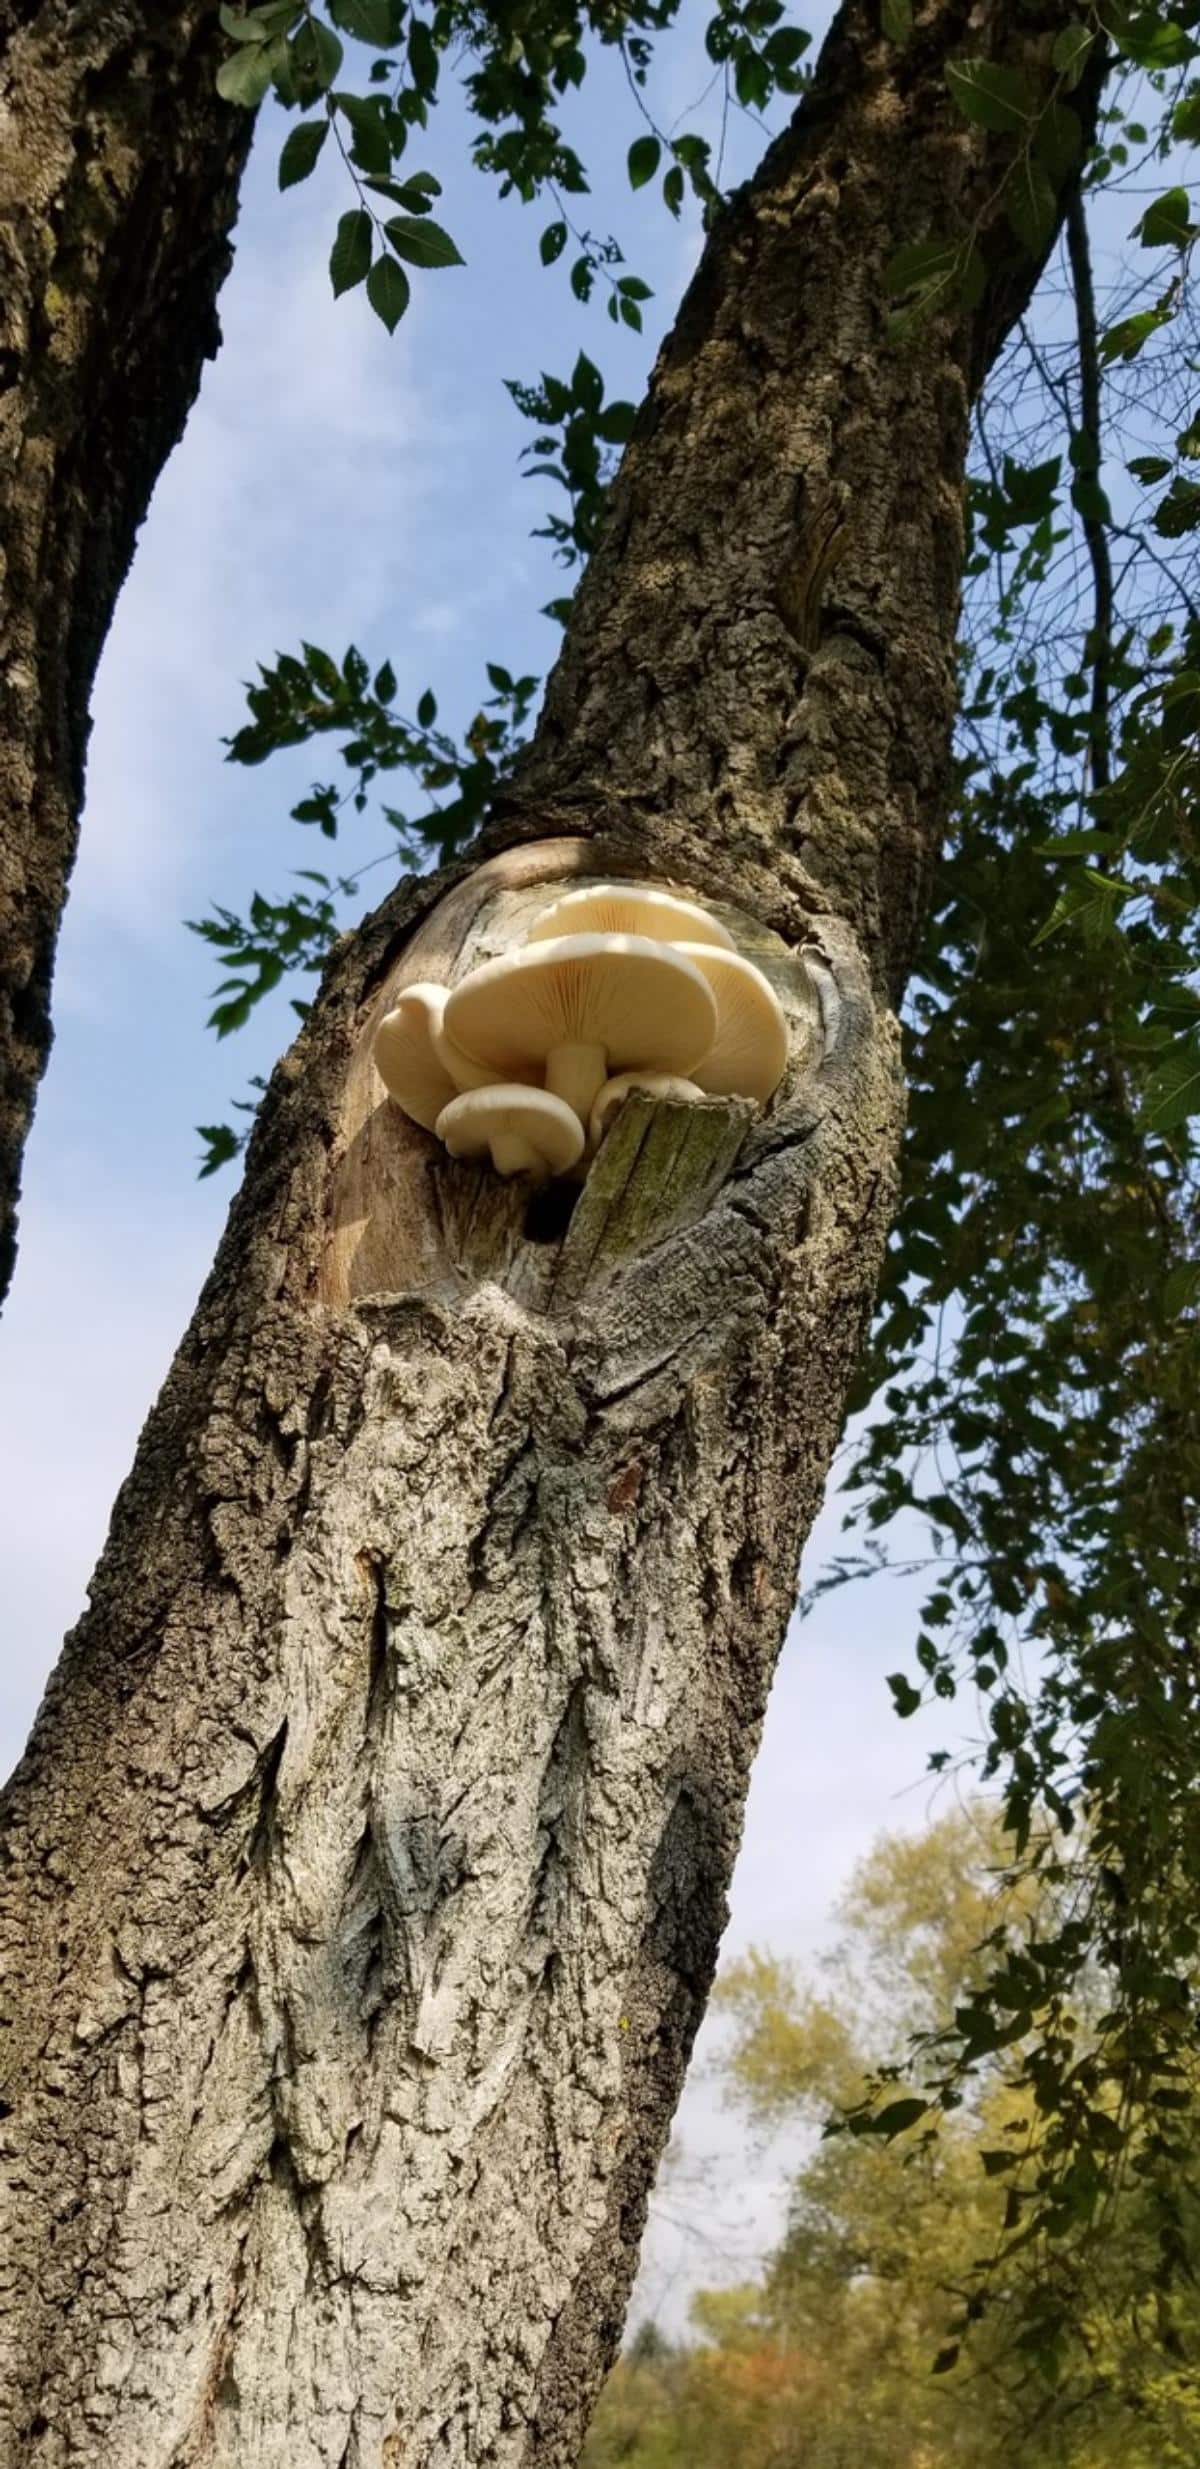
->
[0,6,1097,2464]
[0,0,250,1306]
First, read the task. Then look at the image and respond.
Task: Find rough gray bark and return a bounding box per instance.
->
[0,0,251,1306]
[0,5,1096,2463]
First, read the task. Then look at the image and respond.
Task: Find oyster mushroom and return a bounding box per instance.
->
[435,1086,584,1181]
[525,883,736,950]
[588,1072,705,1152]
[670,944,789,1103]
[373,983,460,1131]
[441,933,718,1129]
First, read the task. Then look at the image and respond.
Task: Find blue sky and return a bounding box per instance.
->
[0,12,1000,2330]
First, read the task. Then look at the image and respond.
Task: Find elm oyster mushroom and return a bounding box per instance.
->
[670,943,789,1103]
[525,883,736,950]
[373,983,461,1131]
[441,933,718,1129]
[588,1072,705,1152]
[374,981,537,1138]
[436,1087,583,1181]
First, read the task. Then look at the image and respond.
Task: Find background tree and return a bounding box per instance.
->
[585,1809,1200,2468]
[0,0,251,1302]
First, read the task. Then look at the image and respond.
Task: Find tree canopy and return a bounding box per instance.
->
[584,1808,1200,2466]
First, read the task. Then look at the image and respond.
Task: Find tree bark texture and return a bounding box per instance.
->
[0,5,1096,2463]
[0,0,251,1306]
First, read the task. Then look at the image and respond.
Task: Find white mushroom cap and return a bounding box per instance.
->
[526,883,736,949]
[589,1072,705,1152]
[671,944,790,1103]
[430,1012,516,1094]
[374,983,459,1131]
[442,933,719,1127]
[435,1086,584,1181]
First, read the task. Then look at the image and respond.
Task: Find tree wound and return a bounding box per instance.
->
[323,839,824,1311]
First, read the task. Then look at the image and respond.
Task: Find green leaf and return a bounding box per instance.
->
[1100,306,1168,366]
[290,13,343,93]
[330,207,373,296]
[278,117,328,187]
[365,175,437,211]
[540,220,568,265]
[882,0,912,42]
[735,48,770,110]
[220,5,274,39]
[932,2345,961,2376]
[330,0,398,42]
[1125,14,1190,66]
[216,42,276,104]
[408,17,438,94]
[416,687,437,727]
[764,25,811,73]
[571,351,604,412]
[946,57,1034,133]
[596,401,636,445]
[385,216,464,268]
[367,251,411,331]
[338,97,391,175]
[1163,1261,1200,1317]
[1172,95,1200,144]
[1144,1039,1200,1133]
[1162,673,1200,744]
[1034,829,1115,857]
[887,1671,923,1718]
[884,239,961,299]
[1051,21,1093,85]
[197,1122,244,1178]
[872,2097,929,2137]
[1034,98,1082,181]
[1139,188,1193,251]
[628,135,662,190]
[1154,477,1200,538]
[1006,156,1058,254]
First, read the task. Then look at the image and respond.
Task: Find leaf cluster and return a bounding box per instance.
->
[216,0,815,333]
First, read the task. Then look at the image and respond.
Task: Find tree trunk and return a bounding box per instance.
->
[0,6,1095,2463]
[0,0,251,1306]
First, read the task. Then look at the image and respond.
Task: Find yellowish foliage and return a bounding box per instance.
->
[584,1806,1200,2469]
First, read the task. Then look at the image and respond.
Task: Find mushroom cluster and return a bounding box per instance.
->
[373,883,789,1181]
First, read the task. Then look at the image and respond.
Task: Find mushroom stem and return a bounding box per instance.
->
[545,1042,608,1126]
[489,1132,547,1179]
